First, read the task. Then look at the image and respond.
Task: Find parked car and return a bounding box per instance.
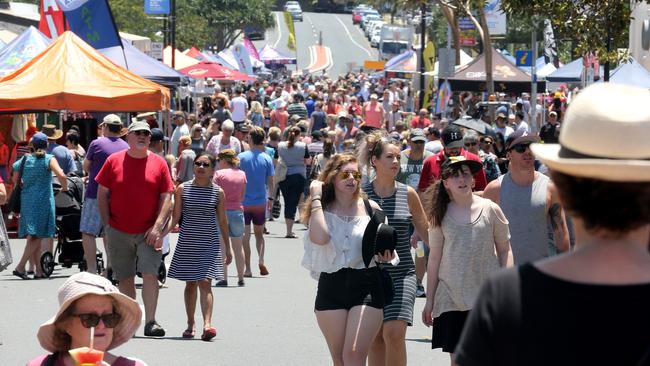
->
[352,6,372,24]
[365,19,383,38]
[284,1,299,11]
[370,30,381,47]
[286,5,303,21]
[361,12,381,30]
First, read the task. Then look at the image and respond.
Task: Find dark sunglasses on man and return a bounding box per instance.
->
[510,143,532,153]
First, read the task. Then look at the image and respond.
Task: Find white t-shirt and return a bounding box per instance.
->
[494,126,515,140]
[170,123,189,157]
[230,96,249,122]
[425,140,443,154]
[515,121,530,134]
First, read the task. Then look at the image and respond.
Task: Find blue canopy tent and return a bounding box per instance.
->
[596,59,650,89]
[546,57,604,82]
[0,26,51,76]
[0,39,5,50]
[100,39,187,87]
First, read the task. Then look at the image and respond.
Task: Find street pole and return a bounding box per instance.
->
[418,1,426,110]
[170,0,176,69]
[531,19,538,133]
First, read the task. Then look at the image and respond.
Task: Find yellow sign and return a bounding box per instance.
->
[284,12,296,51]
[423,41,436,107]
[363,60,386,70]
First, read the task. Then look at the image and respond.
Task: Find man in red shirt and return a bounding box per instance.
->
[410,108,432,129]
[96,121,174,337]
[418,124,487,193]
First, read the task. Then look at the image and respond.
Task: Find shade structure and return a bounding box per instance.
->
[0,31,170,112]
[596,58,650,88]
[258,45,296,65]
[546,57,604,82]
[184,47,208,61]
[177,61,256,81]
[163,46,200,70]
[0,26,51,76]
[100,38,187,87]
[445,48,543,93]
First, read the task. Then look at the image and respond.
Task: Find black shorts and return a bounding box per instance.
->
[432,310,470,353]
[315,267,385,311]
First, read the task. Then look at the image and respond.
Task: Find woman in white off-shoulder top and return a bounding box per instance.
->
[301,153,396,366]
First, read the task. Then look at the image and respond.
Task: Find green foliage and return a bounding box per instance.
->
[500,0,649,64]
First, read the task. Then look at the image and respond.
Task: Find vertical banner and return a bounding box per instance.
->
[435,80,452,115]
[233,44,254,76]
[543,19,559,68]
[144,0,170,15]
[56,0,122,49]
[39,0,66,39]
[422,41,436,108]
[284,11,296,51]
[242,37,260,61]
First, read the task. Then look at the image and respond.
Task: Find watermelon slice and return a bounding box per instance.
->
[69,346,105,365]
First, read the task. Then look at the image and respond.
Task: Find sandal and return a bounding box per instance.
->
[182,329,195,339]
[13,270,30,280]
[201,327,217,342]
[284,233,298,239]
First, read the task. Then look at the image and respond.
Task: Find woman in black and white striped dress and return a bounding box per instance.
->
[360,132,430,366]
[165,152,232,341]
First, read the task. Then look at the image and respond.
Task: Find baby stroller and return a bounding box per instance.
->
[41,174,104,277]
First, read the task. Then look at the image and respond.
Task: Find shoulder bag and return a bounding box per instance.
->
[361,198,397,305]
[8,155,27,214]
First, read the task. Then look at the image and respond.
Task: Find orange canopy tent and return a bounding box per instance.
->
[0,31,170,112]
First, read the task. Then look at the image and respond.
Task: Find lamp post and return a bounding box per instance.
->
[419,0,426,110]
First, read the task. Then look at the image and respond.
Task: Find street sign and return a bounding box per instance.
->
[149,42,163,61]
[144,0,170,15]
[458,18,476,30]
[515,50,533,67]
[363,60,386,70]
[460,36,476,47]
[438,48,456,78]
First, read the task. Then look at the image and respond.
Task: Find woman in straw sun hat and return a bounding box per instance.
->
[454,83,650,366]
[27,272,146,366]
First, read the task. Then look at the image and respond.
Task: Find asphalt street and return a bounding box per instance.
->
[0,218,450,365]
[253,11,379,78]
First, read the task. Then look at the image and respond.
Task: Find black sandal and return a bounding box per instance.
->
[13,270,30,280]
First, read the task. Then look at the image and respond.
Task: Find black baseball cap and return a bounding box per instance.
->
[150,128,168,142]
[441,125,464,149]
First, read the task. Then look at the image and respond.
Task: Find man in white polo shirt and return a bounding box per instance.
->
[231,87,249,125]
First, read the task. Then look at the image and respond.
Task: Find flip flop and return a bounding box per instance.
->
[182,329,195,339]
[201,327,217,342]
[284,233,298,238]
[13,270,30,280]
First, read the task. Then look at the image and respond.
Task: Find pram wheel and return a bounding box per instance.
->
[96,255,105,275]
[79,260,87,272]
[41,252,55,277]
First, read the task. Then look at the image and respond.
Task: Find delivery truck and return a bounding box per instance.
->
[378,25,414,61]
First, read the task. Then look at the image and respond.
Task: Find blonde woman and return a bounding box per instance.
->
[248,101,264,128]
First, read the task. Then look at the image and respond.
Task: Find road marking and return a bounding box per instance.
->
[325,46,334,72]
[306,45,332,74]
[334,15,372,58]
[273,12,282,48]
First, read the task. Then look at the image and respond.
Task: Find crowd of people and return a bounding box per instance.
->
[7,71,650,366]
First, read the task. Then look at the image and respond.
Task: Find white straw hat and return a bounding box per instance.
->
[531,83,650,182]
[37,272,141,352]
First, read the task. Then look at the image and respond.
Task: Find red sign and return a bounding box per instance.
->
[460,36,476,46]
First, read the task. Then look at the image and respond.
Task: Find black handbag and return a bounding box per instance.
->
[8,156,27,214]
[361,198,397,305]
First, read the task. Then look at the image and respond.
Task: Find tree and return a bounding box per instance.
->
[500,0,650,81]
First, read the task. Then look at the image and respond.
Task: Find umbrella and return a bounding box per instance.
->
[452,115,489,135]
[177,61,256,81]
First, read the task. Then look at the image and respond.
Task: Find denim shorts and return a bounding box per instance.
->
[80,198,103,237]
[226,209,245,238]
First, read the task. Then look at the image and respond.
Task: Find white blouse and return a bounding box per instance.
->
[301,211,399,280]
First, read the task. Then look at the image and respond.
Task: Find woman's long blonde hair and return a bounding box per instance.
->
[301,153,365,223]
[250,101,263,114]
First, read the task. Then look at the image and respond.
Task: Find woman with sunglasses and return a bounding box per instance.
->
[165,152,232,341]
[28,272,145,366]
[463,130,501,183]
[420,156,511,364]
[301,153,395,366]
[359,131,430,366]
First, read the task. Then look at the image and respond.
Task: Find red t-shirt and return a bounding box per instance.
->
[95,150,174,234]
[410,117,431,129]
[417,149,487,192]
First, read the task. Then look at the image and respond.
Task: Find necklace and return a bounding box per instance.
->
[373,181,396,206]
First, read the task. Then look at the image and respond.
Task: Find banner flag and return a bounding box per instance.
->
[56,0,122,49]
[39,0,66,39]
[284,11,296,51]
[422,41,436,108]
[242,37,260,61]
[435,80,451,115]
[543,19,559,68]
[233,44,254,76]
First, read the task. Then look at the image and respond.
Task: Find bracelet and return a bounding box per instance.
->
[311,205,322,211]
[311,197,321,202]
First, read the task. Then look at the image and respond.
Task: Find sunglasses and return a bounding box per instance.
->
[133,130,151,137]
[73,313,122,328]
[465,142,478,147]
[337,170,362,181]
[510,143,531,153]
[194,161,212,168]
[481,140,493,145]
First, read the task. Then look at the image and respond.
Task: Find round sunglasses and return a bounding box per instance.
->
[72,313,122,328]
[337,170,362,181]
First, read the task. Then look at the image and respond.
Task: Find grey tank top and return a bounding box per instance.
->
[498,172,549,264]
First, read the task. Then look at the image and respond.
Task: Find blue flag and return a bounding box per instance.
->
[56,0,122,49]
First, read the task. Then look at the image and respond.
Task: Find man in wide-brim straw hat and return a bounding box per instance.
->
[40,124,76,174]
[454,83,650,365]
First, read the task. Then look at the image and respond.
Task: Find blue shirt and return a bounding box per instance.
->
[47,143,77,174]
[238,148,274,206]
[305,99,316,117]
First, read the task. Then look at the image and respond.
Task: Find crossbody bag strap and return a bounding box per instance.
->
[362,197,373,216]
[17,155,27,186]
